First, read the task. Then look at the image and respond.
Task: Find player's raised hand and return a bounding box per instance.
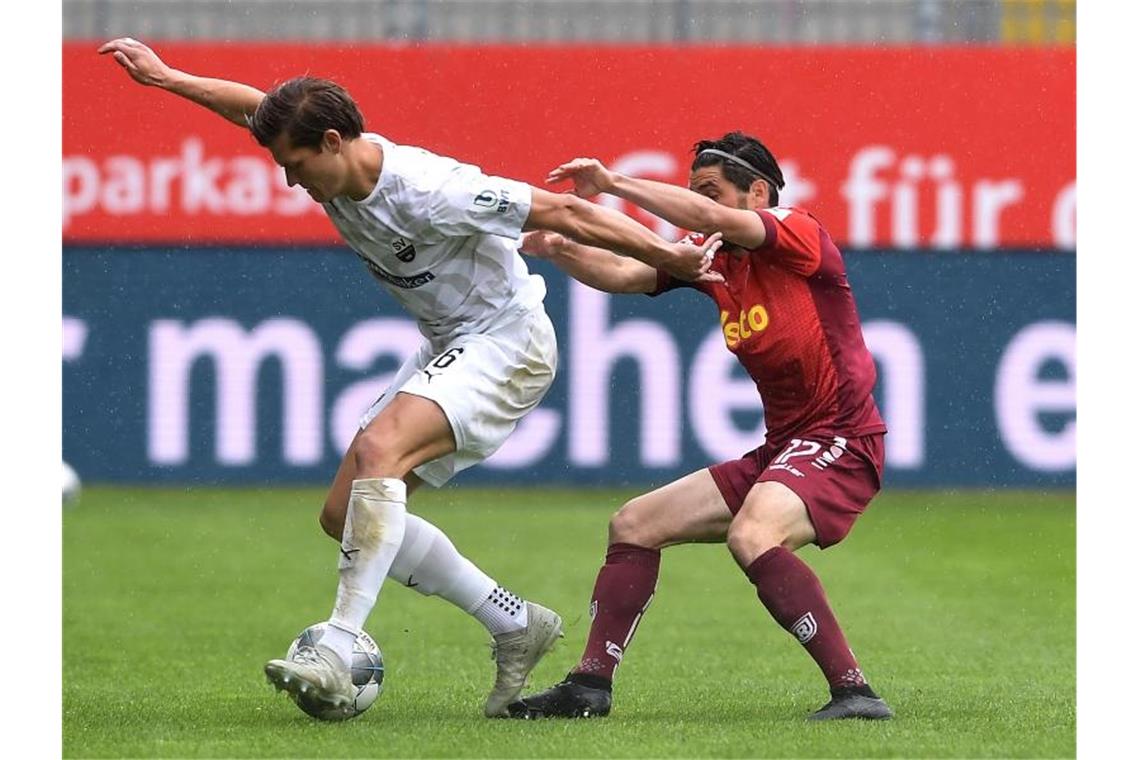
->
[546,158,616,198]
[665,231,725,283]
[518,230,568,259]
[97,38,172,87]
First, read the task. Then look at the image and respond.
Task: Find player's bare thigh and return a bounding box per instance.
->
[353,391,456,477]
[609,469,733,550]
[318,392,452,539]
[725,481,817,567]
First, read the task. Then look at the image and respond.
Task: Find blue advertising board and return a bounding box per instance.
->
[63,247,1074,488]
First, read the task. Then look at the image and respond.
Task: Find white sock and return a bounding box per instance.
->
[319,621,360,667]
[387,513,527,635]
[472,586,529,636]
[322,477,407,668]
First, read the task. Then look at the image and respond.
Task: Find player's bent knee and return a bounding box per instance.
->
[726,516,783,566]
[608,499,655,547]
[352,429,404,477]
[352,429,386,468]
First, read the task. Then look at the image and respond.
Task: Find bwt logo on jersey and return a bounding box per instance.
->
[391,237,417,263]
[720,304,770,349]
[473,188,512,214]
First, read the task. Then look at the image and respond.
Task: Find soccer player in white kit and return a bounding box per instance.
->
[99,38,724,719]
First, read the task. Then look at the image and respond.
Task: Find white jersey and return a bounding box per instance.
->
[322,133,544,345]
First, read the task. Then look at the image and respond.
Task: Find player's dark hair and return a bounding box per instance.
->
[691,131,785,206]
[250,76,365,149]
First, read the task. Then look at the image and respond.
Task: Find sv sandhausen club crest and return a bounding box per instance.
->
[391,236,417,263]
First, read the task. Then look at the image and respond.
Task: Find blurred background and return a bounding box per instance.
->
[65,0,1075,43]
[62,0,1076,490]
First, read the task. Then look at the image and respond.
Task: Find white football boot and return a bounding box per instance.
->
[265,643,355,713]
[484,602,564,717]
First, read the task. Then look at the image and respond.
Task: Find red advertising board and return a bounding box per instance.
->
[63,43,1074,248]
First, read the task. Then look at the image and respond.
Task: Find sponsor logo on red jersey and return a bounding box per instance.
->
[720,304,770,350]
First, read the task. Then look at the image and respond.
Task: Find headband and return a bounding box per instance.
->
[697,148,783,190]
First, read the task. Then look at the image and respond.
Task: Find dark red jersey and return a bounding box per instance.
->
[652,206,885,450]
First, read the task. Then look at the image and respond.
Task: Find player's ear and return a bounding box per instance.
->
[749,177,770,207]
[322,129,343,154]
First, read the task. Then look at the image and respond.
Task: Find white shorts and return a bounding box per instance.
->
[359,307,558,487]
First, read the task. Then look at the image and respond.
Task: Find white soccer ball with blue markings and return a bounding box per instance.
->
[286,623,384,720]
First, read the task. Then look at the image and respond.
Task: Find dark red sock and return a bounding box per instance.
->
[571,542,660,683]
[745,546,867,690]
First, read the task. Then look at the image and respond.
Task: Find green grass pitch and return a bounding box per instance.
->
[64,487,1074,758]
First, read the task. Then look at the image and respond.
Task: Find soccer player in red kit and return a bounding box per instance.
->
[508,132,893,721]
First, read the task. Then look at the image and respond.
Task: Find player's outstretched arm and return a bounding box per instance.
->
[519,231,658,294]
[525,188,723,283]
[98,38,265,128]
[548,158,768,250]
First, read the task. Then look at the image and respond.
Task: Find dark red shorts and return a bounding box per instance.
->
[709,433,885,549]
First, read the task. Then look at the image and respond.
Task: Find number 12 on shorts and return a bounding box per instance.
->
[773,437,849,476]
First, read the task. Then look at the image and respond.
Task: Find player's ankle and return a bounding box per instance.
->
[567,671,613,692]
[320,624,359,670]
[831,683,878,699]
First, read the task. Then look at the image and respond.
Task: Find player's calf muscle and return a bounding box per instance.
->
[319,504,346,540]
[320,474,425,541]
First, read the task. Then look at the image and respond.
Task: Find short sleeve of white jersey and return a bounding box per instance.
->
[426,165,533,240]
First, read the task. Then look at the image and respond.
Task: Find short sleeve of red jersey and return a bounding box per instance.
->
[647,268,683,297]
[751,207,824,277]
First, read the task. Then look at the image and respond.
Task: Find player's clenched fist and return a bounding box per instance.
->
[97,38,172,87]
[546,158,616,198]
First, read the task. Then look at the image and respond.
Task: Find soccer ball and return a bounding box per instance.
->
[285,623,384,721]
[63,461,82,505]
